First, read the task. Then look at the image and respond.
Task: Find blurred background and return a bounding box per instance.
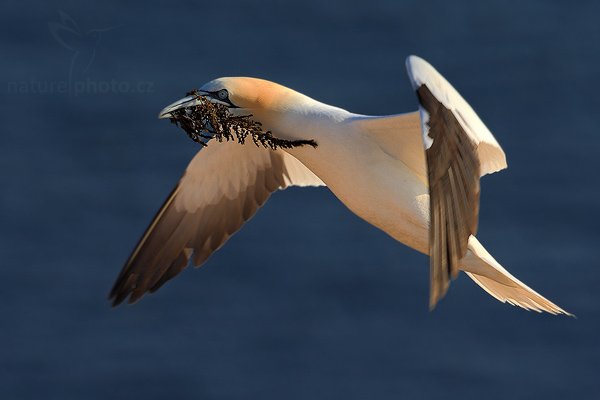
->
[1,1,599,399]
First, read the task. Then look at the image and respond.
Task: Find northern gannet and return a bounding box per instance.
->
[110,55,570,315]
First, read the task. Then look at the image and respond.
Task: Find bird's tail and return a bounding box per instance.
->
[461,236,572,316]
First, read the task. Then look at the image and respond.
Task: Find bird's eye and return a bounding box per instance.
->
[216,89,229,100]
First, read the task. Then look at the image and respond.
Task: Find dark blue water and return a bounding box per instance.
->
[2,1,599,399]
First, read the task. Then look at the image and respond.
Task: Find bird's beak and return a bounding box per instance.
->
[158,94,202,119]
[158,91,233,119]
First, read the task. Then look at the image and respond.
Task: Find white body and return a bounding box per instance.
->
[264,103,430,253]
[240,82,568,315]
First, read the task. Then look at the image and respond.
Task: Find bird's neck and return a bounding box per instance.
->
[248,94,366,181]
[254,94,356,143]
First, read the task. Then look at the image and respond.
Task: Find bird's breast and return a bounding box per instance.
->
[283,121,430,254]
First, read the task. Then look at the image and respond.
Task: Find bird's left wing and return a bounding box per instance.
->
[405,55,507,309]
[110,141,324,306]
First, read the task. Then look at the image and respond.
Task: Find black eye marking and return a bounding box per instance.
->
[217,89,229,100]
[206,89,238,108]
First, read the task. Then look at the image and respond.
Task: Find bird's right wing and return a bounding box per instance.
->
[405,55,507,309]
[110,141,324,306]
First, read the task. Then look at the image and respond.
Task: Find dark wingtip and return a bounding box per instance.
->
[108,275,135,307]
[110,298,122,308]
[108,289,128,307]
[109,290,143,307]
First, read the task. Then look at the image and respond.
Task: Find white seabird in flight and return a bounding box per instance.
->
[110,55,570,315]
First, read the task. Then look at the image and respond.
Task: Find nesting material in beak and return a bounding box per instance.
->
[166,90,318,150]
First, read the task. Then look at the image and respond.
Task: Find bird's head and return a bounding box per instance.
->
[158,77,298,119]
[157,77,318,149]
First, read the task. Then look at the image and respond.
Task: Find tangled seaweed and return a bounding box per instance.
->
[168,90,318,150]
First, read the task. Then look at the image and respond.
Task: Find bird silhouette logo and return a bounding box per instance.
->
[48,11,118,82]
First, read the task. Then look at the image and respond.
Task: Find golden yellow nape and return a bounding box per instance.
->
[201,77,306,111]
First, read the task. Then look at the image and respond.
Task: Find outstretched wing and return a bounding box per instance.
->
[110,141,324,306]
[405,55,507,309]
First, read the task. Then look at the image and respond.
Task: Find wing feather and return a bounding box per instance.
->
[110,141,324,306]
[406,55,504,308]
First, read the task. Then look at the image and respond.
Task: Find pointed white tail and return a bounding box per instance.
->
[462,236,572,316]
